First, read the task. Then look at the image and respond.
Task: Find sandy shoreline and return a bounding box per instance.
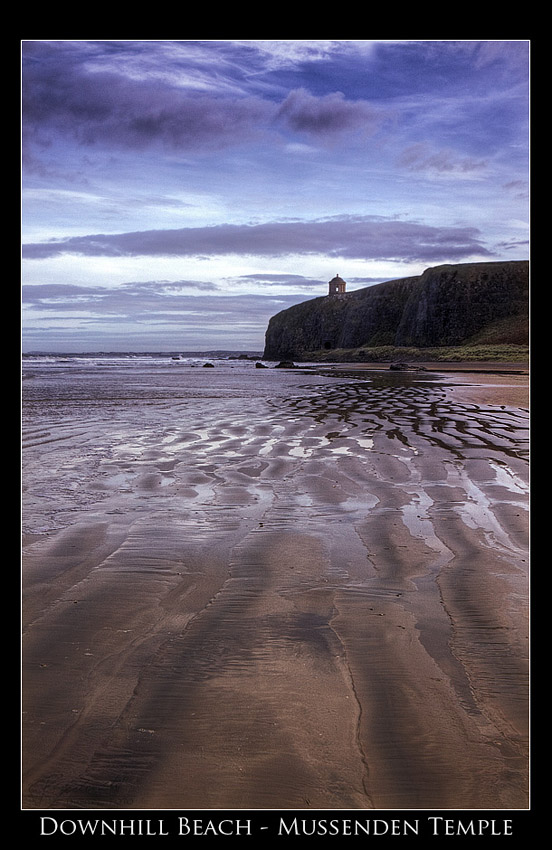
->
[22,360,529,810]
[303,361,530,409]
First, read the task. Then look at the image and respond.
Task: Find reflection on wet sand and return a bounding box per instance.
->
[22,364,529,810]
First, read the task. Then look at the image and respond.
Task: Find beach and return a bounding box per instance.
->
[21,356,529,811]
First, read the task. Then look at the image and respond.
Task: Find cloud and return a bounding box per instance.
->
[494,239,529,252]
[24,77,272,155]
[22,281,303,343]
[235,273,323,287]
[22,42,389,161]
[22,43,273,155]
[22,216,492,263]
[22,279,220,306]
[503,179,529,200]
[276,88,381,136]
[398,143,487,176]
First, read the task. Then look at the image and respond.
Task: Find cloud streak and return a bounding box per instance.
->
[22,281,302,350]
[22,216,491,263]
[398,143,488,176]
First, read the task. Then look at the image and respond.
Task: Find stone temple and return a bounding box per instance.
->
[328,274,346,295]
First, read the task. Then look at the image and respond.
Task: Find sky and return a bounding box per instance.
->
[21,39,530,353]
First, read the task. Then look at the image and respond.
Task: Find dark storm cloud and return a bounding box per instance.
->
[22,216,492,263]
[22,40,529,165]
[23,57,272,154]
[22,41,385,159]
[275,88,381,136]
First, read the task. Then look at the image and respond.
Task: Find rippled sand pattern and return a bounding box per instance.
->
[22,363,529,810]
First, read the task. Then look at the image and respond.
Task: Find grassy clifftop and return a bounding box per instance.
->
[263,261,529,361]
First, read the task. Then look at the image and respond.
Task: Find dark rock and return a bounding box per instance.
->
[274,360,297,369]
[389,362,427,371]
[255,361,268,369]
[203,362,215,367]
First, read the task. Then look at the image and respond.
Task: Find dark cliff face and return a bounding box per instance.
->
[262,261,529,359]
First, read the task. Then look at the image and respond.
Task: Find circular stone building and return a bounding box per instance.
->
[328,274,346,295]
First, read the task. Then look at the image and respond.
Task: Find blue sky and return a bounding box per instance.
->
[21,39,530,352]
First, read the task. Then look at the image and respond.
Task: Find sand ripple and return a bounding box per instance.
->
[22,364,529,809]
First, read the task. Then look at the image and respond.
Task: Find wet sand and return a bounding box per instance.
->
[21,360,529,811]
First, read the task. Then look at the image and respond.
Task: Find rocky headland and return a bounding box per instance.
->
[262,261,529,362]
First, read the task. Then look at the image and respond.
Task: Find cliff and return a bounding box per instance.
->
[262,261,529,360]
